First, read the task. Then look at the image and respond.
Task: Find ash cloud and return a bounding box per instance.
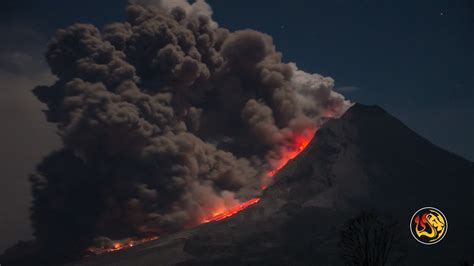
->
[30,0,350,253]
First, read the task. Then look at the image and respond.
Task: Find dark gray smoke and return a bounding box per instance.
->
[30,0,350,254]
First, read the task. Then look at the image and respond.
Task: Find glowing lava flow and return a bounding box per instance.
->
[86,236,159,255]
[86,128,315,255]
[266,128,316,179]
[202,127,316,223]
[202,198,261,223]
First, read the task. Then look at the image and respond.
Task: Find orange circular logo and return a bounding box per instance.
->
[410,207,448,245]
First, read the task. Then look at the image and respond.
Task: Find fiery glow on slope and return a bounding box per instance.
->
[87,127,315,254]
[266,128,316,179]
[202,127,316,222]
[86,236,159,255]
[201,198,261,223]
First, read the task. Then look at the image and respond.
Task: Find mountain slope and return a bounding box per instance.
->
[68,104,474,265]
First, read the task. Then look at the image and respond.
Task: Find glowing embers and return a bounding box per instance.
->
[86,236,159,255]
[201,198,261,223]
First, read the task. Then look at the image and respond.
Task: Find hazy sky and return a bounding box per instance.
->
[0,0,472,253]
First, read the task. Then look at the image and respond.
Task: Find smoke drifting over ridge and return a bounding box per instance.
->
[30,0,350,252]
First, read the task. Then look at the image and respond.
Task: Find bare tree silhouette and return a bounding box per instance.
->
[338,211,398,266]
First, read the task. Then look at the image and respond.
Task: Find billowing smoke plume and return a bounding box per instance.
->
[30,0,350,254]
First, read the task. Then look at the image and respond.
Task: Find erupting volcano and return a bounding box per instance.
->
[0,0,472,264]
[88,128,316,254]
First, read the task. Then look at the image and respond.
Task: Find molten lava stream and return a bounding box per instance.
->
[87,128,315,255]
[266,128,316,179]
[86,236,159,255]
[202,127,316,223]
[202,198,261,223]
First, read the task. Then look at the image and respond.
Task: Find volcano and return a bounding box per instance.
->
[2,104,473,265]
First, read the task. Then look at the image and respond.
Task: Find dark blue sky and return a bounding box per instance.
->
[2,0,472,160]
[207,0,474,161]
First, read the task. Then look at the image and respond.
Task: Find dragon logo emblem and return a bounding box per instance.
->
[410,207,448,245]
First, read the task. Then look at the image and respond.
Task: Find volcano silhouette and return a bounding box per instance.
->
[4,104,473,265]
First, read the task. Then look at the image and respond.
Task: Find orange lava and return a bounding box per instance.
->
[86,236,159,255]
[202,128,315,223]
[86,127,315,255]
[202,198,261,223]
[267,128,316,177]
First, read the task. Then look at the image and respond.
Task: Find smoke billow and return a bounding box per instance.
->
[30,0,350,253]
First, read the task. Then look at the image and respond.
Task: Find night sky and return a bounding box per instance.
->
[0,0,472,253]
